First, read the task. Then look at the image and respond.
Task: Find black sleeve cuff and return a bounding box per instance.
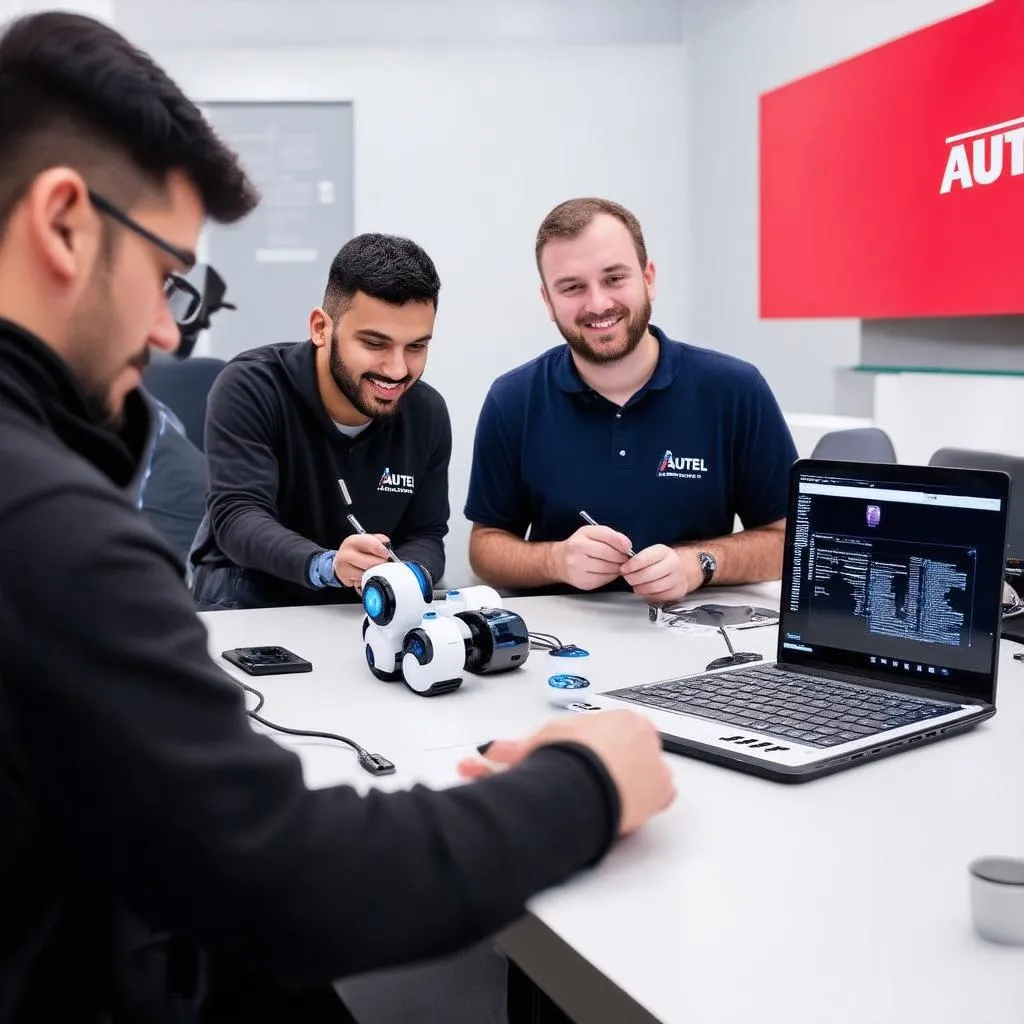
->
[526,740,621,866]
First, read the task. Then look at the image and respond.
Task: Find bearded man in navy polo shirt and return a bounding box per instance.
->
[465,197,798,603]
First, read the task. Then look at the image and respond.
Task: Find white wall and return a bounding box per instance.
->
[686,0,987,415]
[0,0,114,20]
[156,44,689,587]
[118,0,686,48]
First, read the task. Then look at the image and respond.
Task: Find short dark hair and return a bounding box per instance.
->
[0,11,258,229]
[535,197,648,276]
[324,233,441,316]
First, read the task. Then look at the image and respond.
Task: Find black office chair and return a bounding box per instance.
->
[138,421,208,567]
[929,446,1024,644]
[811,427,897,463]
[928,447,1024,558]
[143,357,226,452]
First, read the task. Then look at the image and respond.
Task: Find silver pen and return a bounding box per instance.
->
[339,480,401,563]
[345,512,402,564]
[579,509,637,557]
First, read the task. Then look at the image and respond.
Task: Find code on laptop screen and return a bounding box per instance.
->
[780,467,1007,702]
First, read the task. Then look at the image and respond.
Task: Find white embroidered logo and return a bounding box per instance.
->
[657,450,708,479]
[378,466,415,495]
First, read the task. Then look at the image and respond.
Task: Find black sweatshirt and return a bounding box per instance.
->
[0,319,620,1023]
[189,340,451,607]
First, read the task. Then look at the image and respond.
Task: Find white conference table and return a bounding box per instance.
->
[201,585,1024,1024]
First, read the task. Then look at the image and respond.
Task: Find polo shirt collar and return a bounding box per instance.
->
[552,324,681,394]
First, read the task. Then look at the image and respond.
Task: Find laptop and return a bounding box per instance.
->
[578,459,1010,782]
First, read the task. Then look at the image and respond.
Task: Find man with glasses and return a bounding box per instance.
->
[90,189,206,324]
[0,12,675,1024]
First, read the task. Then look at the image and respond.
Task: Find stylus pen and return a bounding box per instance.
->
[579,509,637,558]
[338,479,401,563]
[345,512,402,563]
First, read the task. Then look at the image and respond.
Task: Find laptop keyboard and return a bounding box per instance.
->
[607,665,960,748]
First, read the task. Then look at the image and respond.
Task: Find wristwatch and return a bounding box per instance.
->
[697,551,717,587]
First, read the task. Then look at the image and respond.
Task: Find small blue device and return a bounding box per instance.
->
[547,673,591,707]
[548,673,590,689]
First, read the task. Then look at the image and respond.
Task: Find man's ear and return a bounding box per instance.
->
[27,169,99,285]
[644,260,657,304]
[309,306,331,348]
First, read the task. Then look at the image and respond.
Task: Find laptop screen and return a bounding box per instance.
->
[779,460,1009,703]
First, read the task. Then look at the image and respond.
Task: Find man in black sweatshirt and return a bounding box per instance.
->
[0,11,675,1024]
[190,234,452,610]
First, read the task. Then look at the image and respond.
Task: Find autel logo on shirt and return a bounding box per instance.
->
[657,450,708,480]
[378,467,415,495]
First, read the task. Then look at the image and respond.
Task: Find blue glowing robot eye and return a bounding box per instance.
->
[363,585,383,619]
[548,674,590,690]
[407,562,431,601]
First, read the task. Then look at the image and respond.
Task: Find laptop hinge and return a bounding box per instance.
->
[772,661,987,707]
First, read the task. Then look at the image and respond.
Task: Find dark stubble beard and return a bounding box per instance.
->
[555,293,653,366]
[68,254,150,429]
[328,326,412,420]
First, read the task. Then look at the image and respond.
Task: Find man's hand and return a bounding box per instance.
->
[333,533,392,590]
[552,525,633,591]
[457,710,675,836]
[620,544,702,603]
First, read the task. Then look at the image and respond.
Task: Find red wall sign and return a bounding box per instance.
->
[759,0,1024,319]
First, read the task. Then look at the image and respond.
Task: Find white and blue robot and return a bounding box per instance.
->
[360,560,434,682]
[359,563,530,696]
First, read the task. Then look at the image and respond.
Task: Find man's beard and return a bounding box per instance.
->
[329,329,412,420]
[74,346,150,430]
[63,246,151,430]
[556,294,652,366]
[89,349,150,431]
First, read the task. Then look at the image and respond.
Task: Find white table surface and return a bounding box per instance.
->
[201,585,1024,1024]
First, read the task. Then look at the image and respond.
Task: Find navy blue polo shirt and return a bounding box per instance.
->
[464,326,797,560]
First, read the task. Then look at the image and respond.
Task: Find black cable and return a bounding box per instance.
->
[529,631,563,650]
[529,631,562,643]
[234,678,395,776]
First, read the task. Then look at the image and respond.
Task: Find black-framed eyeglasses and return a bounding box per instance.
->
[87,189,205,330]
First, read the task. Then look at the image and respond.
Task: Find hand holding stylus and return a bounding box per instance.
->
[548,510,633,591]
[333,534,393,590]
[345,513,401,563]
[332,478,401,589]
[579,510,687,608]
[578,510,637,558]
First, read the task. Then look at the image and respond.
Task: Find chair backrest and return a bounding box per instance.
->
[142,357,226,452]
[810,427,897,463]
[138,418,208,568]
[928,447,1024,559]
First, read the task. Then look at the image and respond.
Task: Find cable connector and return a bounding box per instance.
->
[234,678,397,776]
[357,751,396,776]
